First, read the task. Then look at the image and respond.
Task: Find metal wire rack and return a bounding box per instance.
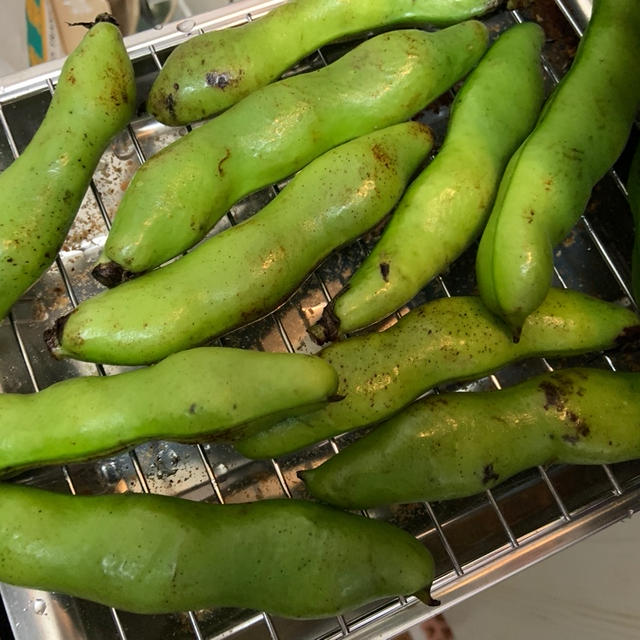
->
[1,1,639,638]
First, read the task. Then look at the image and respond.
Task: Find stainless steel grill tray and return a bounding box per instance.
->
[1,1,639,638]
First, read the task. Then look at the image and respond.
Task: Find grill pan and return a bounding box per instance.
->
[1,1,639,638]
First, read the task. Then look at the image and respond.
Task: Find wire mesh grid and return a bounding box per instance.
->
[1,1,639,638]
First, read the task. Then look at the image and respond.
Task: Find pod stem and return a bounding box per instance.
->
[43,313,71,360]
[67,13,119,29]
[308,303,341,346]
[413,586,441,608]
[615,324,640,351]
[91,261,136,288]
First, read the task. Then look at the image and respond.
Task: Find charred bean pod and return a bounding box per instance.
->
[0,18,135,319]
[302,368,640,509]
[475,0,640,336]
[314,22,545,342]
[627,144,640,306]
[0,347,338,477]
[148,0,500,125]
[0,484,435,617]
[97,24,488,279]
[235,289,639,459]
[47,123,434,365]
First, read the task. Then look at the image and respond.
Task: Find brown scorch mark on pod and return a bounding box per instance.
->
[540,379,564,411]
[371,144,393,169]
[561,415,590,444]
[206,72,231,89]
[379,262,390,282]
[165,93,176,120]
[217,148,231,176]
[540,377,590,442]
[482,463,499,485]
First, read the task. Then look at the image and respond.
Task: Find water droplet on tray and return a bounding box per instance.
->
[33,599,46,615]
[111,132,135,160]
[214,463,228,476]
[176,19,195,33]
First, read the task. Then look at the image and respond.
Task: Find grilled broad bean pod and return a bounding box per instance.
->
[235,289,639,459]
[96,23,488,281]
[0,347,338,477]
[476,0,640,336]
[0,484,435,617]
[313,22,545,342]
[302,368,640,509]
[47,123,434,365]
[0,17,135,319]
[628,144,640,306]
[148,0,500,125]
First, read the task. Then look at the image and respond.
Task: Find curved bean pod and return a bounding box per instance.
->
[148,0,501,125]
[627,144,640,306]
[0,484,435,617]
[301,368,640,509]
[313,21,545,342]
[47,123,434,365]
[0,347,338,477]
[97,23,488,281]
[0,17,135,319]
[235,289,639,459]
[475,0,640,336]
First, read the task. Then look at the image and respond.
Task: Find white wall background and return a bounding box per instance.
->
[0,0,29,75]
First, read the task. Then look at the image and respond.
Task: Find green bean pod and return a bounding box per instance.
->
[627,144,640,306]
[313,22,545,342]
[0,347,338,477]
[0,484,435,617]
[0,17,135,320]
[235,289,639,459]
[475,0,640,336]
[47,123,434,365]
[148,0,501,125]
[301,368,640,509]
[96,23,488,281]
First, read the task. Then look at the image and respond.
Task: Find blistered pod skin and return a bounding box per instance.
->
[98,23,489,278]
[319,22,545,340]
[0,485,435,617]
[0,347,338,477]
[0,18,135,319]
[476,0,640,336]
[235,289,639,459]
[48,123,434,365]
[627,144,640,306]
[148,0,501,125]
[302,368,640,509]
